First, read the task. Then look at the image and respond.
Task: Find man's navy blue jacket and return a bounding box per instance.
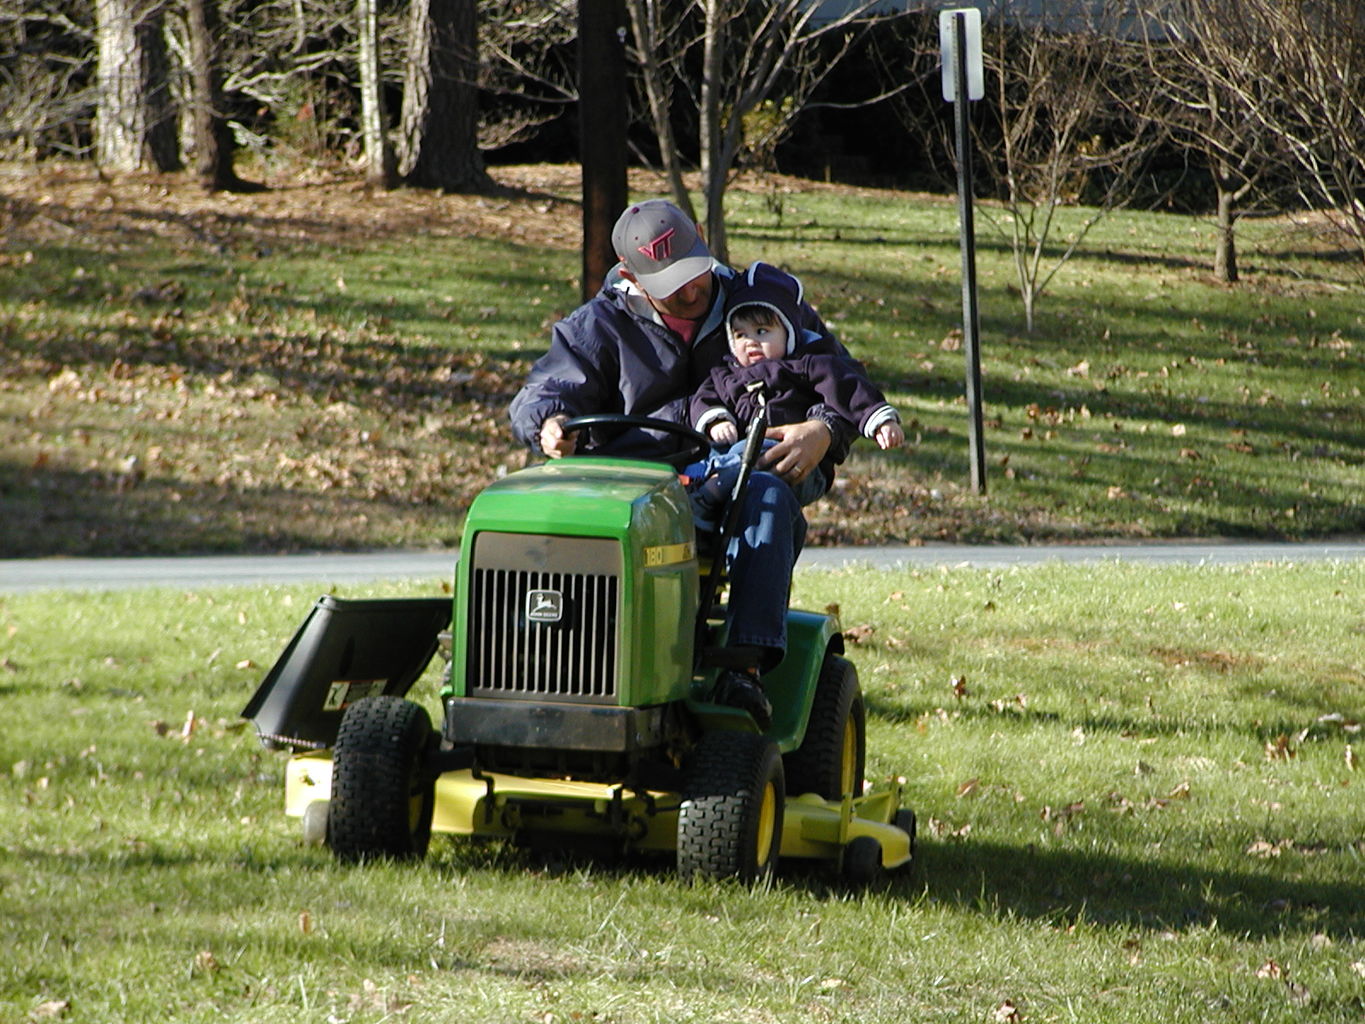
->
[508,263,854,462]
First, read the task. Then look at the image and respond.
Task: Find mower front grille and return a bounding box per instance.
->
[466,534,622,703]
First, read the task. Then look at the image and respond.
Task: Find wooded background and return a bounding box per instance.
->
[4,0,1364,281]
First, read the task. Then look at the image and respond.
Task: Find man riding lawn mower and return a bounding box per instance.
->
[242,387,916,885]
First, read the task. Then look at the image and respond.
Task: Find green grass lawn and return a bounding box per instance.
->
[2,166,1363,556]
[3,562,1362,1023]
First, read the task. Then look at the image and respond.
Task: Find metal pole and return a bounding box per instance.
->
[954,12,987,494]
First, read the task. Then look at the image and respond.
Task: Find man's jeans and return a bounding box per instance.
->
[685,440,825,525]
[724,470,807,669]
[684,442,810,672]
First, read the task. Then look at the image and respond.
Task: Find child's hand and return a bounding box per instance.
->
[875,421,904,450]
[709,421,739,445]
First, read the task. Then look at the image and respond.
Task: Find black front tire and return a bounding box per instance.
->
[327,696,435,863]
[784,653,865,800]
[894,807,918,861]
[677,731,785,883]
[841,834,884,888]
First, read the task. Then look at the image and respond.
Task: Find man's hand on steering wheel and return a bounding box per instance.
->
[539,414,577,458]
[551,413,713,468]
[760,418,831,486]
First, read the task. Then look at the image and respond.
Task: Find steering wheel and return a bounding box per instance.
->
[560,413,713,467]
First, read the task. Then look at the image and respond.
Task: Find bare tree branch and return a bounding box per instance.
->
[973,0,1164,331]
[628,0,911,263]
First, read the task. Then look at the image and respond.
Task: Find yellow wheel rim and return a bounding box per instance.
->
[755,780,777,867]
[839,717,858,796]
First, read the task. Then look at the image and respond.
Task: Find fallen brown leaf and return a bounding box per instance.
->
[1265,735,1297,761]
[1107,792,1135,814]
[1040,802,1086,834]
[843,623,875,644]
[926,818,972,841]
[1286,980,1312,1005]
[348,978,412,1015]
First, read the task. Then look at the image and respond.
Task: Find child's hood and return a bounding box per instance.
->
[725,262,817,355]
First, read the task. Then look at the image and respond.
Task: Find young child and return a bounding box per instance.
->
[685,261,903,525]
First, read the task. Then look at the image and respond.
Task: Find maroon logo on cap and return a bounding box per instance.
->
[637,228,676,262]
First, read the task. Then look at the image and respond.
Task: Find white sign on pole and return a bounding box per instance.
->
[939,7,984,102]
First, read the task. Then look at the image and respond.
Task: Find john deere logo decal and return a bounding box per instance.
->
[526,589,564,623]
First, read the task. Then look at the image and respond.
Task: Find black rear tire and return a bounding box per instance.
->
[784,653,865,800]
[327,696,434,863]
[677,731,785,883]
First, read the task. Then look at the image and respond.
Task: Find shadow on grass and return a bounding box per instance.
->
[865,694,1356,750]
[477,832,1365,943]
[904,835,1365,941]
[12,814,1361,949]
[0,460,478,558]
[3,271,531,415]
[3,174,576,260]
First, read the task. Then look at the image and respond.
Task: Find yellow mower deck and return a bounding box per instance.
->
[286,752,912,870]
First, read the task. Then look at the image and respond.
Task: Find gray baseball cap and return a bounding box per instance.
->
[611,200,713,298]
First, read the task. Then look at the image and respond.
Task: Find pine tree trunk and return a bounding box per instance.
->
[142,6,180,171]
[183,0,259,192]
[94,0,179,172]
[397,0,490,192]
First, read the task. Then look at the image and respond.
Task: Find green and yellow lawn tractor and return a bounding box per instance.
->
[242,404,915,886]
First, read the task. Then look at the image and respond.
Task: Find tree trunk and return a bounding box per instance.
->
[183,0,260,192]
[578,0,628,300]
[94,0,179,173]
[1213,167,1239,283]
[699,0,727,261]
[398,0,490,192]
[142,4,179,171]
[358,0,396,188]
[625,0,901,266]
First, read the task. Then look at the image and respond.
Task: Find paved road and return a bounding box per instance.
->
[3,540,1363,594]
